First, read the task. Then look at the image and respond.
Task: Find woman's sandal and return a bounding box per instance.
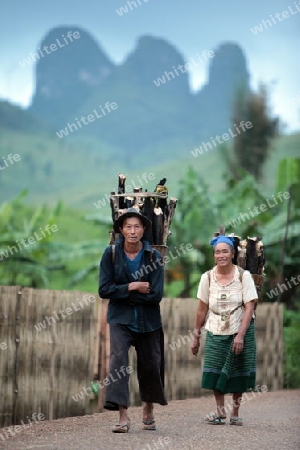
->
[142,419,156,430]
[230,417,243,426]
[205,413,226,425]
[112,422,130,433]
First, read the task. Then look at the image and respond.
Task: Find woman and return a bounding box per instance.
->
[191,235,257,426]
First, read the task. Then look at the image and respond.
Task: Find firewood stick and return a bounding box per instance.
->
[133,187,143,206]
[246,237,259,274]
[153,207,164,245]
[118,173,126,209]
[162,198,177,245]
[142,195,154,244]
[109,191,119,224]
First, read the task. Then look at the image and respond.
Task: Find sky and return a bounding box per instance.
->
[1,0,299,132]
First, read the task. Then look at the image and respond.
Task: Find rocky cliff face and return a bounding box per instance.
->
[30,26,114,126]
[196,42,250,136]
[29,27,250,154]
[120,35,190,92]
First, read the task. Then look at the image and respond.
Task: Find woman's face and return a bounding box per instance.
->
[214,243,234,267]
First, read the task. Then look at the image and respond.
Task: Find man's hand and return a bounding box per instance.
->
[128,281,151,294]
[191,337,200,356]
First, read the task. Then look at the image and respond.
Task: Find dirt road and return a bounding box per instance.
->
[0,390,299,450]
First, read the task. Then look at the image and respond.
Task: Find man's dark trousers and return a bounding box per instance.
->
[104,323,167,410]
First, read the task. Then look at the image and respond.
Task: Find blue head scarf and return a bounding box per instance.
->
[209,235,235,248]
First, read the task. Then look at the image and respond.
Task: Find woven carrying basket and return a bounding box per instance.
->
[252,273,265,302]
[152,245,168,259]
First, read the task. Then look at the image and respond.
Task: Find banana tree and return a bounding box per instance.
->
[167,167,220,297]
[0,191,66,287]
[266,157,300,307]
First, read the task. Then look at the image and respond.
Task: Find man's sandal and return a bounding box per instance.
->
[112,422,130,433]
[205,413,226,425]
[142,419,156,430]
[230,417,243,426]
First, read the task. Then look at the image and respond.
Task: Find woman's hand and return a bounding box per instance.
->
[191,336,200,356]
[233,334,244,354]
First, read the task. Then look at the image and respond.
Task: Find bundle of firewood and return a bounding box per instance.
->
[213,227,265,302]
[109,174,178,249]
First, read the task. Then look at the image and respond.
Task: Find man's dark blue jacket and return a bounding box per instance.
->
[98,237,164,333]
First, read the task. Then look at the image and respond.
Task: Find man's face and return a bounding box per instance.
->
[120,216,145,244]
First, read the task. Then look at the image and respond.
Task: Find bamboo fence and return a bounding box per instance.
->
[0,286,97,427]
[97,299,284,410]
[0,286,283,426]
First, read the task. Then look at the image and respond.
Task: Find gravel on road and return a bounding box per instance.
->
[0,390,299,450]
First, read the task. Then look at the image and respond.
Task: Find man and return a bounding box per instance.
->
[99,208,167,433]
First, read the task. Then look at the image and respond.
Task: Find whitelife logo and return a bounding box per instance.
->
[153,50,215,87]
[266,274,300,300]
[18,31,81,68]
[191,121,253,157]
[116,0,149,16]
[34,295,96,332]
[55,102,118,139]
[250,2,300,35]
[0,224,58,261]
[93,172,155,209]
[0,153,21,171]
[72,365,133,402]
[0,412,45,442]
[131,243,193,280]
[228,191,290,228]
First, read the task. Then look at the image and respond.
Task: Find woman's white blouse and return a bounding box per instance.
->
[197,266,257,335]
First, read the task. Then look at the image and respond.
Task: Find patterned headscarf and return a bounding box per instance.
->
[209,235,235,248]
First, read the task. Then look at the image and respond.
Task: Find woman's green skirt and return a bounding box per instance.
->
[201,319,256,394]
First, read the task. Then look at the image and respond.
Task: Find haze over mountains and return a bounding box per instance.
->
[28,26,249,158]
[1,25,298,208]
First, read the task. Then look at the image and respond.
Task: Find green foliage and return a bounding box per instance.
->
[0,100,49,134]
[0,193,108,291]
[220,172,273,237]
[46,209,109,292]
[277,157,300,191]
[276,157,300,208]
[0,191,64,287]
[0,115,299,211]
[166,160,300,303]
[283,308,300,388]
[0,127,120,208]
[167,167,219,296]
[262,208,300,246]
[230,84,279,181]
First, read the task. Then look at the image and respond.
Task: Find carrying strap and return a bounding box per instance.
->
[206,265,259,312]
[206,266,245,317]
[206,266,244,285]
[111,244,115,264]
[211,303,243,317]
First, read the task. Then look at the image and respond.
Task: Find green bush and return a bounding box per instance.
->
[283,308,300,388]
